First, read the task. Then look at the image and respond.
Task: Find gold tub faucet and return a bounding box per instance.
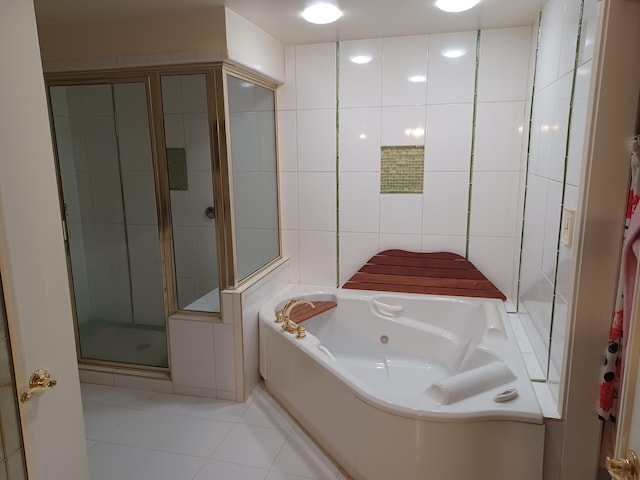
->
[281,298,315,334]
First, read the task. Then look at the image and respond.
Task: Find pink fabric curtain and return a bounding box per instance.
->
[599,137,640,421]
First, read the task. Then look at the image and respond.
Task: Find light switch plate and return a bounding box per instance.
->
[561,206,576,247]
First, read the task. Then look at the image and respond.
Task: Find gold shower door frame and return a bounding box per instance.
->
[45,63,282,372]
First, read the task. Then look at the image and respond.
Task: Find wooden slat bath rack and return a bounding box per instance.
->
[342,250,506,300]
[287,250,506,324]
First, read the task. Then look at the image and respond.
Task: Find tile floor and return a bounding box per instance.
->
[82,382,350,480]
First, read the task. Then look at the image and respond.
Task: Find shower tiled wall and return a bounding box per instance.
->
[519,0,598,397]
[278,27,533,301]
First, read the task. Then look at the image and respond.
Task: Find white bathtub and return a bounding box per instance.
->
[259,286,544,480]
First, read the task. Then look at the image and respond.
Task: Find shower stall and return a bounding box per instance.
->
[47,66,280,371]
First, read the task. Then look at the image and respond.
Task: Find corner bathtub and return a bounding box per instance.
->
[259,286,544,480]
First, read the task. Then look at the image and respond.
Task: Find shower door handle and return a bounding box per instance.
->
[20,369,57,403]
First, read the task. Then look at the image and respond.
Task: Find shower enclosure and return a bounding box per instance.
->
[47,66,280,371]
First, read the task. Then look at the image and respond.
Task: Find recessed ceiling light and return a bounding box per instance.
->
[302,3,343,24]
[350,55,373,64]
[441,48,467,58]
[435,0,481,13]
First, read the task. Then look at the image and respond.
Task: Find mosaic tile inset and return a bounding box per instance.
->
[380,146,425,194]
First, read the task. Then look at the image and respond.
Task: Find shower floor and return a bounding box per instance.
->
[78,320,168,368]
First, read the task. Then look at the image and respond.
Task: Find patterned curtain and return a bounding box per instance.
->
[599,137,640,422]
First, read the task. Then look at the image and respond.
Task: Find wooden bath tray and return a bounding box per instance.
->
[342,250,506,300]
[289,301,337,323]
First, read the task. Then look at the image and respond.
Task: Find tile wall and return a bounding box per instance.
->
[278,27,533,301]
[519,0,598,397]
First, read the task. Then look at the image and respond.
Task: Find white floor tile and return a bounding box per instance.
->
[188,397,251,422]
[213,424,288,470]
[270,432,339,479]
[141,392,201,415]
[193,459,268,480]
[155,416,234,458]
[87,442,148,480]
[93,386,156,408]
[265,472,319,480]
[238,392,296,432]
[102,410,182,449]
[123,451,206,480]
[80,383,113,403]
[82,402,137,441]
[83,383,349,480]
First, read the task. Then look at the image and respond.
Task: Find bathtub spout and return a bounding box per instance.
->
[282,298,315,333]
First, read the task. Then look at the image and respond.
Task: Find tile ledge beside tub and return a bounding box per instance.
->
[508,312,561,419]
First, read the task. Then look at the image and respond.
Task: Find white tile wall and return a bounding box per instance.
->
[299,230,337,285]
[339,39,383,108]
[381,36,428,107]
[424,103,473,172]
[380,194,423,235]
[278,46,297,111]
[276,111,298,172]
[469,171,520,237]
[339,108,382,172]
[422,172,468,236]
[169,319,216,392]
[427,31,477,105]
[518,0,592,386]
[339,232,380,284]
[340,172,380,233]
[477,26,533,102]
[298,173,337,231]
[474,102,526,171]
[295,43,336,110]
[281,28,534,298]
[380,106,426,146]
[297,109,337,172]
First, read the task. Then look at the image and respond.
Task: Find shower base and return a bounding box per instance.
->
[78,320,168,368]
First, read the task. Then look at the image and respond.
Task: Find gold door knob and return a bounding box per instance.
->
[20,369,57,403]
[607,450,639,480]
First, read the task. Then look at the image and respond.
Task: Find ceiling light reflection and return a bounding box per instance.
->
[350,55,373,64]
[408,75,427,83]
[441,48,467,58]
[405,127,425,138]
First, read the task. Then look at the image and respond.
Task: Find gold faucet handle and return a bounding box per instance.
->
[275,310,284,323]
[296,325,306,339]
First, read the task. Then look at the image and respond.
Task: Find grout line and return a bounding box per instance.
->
[465,29,481,259]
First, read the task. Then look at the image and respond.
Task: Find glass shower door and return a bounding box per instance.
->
[49,82,168,368]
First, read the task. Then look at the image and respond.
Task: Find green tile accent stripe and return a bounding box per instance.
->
[336,41,341,287]
[465,30,481,259]
[380,146,425,194]
[166,148,188,191]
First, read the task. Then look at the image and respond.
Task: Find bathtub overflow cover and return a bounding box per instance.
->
[380,335,389,344]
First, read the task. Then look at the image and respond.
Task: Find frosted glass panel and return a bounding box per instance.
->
[161,74,219,312]
[227,75,280,282]
[49,83,168,368]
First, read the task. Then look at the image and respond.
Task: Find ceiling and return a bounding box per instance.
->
[33,0,544,45]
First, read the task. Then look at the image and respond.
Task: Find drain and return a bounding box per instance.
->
[136,343,151,351]
[380,335,389,344]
